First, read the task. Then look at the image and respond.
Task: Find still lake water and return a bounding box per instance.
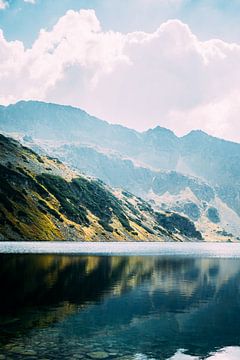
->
[1,245,240,359]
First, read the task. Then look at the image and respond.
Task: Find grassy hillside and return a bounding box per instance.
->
[0,134,204,241]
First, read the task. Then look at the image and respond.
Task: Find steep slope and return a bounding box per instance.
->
[36,142,238,241]
[0,101,239,239]
[0,134,203,242]
[180,130,240,216]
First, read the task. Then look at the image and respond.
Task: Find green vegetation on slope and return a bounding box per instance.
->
[0,134,203,241]
[37,174,133,232]
[156,212,202,240]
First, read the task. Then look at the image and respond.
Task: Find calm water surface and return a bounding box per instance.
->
[1,254,240,359]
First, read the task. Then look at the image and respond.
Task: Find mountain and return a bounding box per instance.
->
[0,134,204,241]
[0,101,179,170]
[0,100,239,241]
[36,143,237,240]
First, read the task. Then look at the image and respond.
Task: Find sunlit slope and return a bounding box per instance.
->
[0,134,203,241]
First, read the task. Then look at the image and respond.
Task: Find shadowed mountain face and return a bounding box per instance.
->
[1,254,240,359]
[0,101,239,240]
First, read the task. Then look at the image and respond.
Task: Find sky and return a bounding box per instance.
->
[1,0,240,142]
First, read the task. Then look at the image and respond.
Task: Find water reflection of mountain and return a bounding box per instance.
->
[1,255,240,359]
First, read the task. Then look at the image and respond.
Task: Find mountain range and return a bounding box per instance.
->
[0,100,239,241]
[0,133,203,241]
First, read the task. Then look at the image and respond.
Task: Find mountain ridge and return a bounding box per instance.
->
[0,100,239,241]
[2,100,240,144]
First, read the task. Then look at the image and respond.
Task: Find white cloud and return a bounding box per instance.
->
[0,0,8,10]
[1,9,240,142]
[166,91,240,142]
[24,0,36,4]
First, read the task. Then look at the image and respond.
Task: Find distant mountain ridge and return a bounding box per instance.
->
[0,101,239,240]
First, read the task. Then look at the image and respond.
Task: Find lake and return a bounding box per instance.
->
[1,243,240,359]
